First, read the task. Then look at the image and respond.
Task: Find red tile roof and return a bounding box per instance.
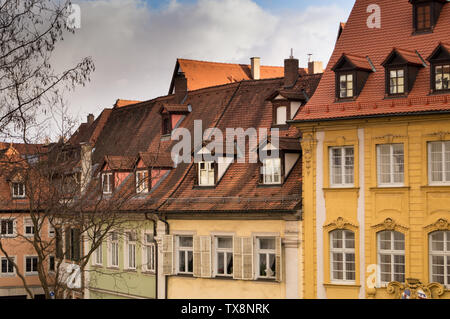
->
[114,99,142,108]
[169,58,308,93]
[294,0,450,122]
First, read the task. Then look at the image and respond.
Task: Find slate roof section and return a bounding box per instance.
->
[293,0,450,122]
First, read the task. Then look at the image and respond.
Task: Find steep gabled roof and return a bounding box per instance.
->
[294,0,450,122]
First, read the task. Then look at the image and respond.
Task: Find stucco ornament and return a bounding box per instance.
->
[324,217,358,231]
[300,133,316,176]
[425,218,450,232]
[387,278,444,299]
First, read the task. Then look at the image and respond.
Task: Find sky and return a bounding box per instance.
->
[50,0,355,136]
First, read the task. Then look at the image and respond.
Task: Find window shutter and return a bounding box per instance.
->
[201,236,212,278]
[233,237,243,280]
[275,237,282,282]
[73,229,81,262]
[56,228,63,259]
[193,236,201,277]
[65,228,71,260]
[193,164,199,186]
[13,219,17,236]
[162,235,174,275]
[242,237,254,280]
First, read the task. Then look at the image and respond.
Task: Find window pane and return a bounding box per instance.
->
[346,253,355,281]
[445,142,450,181]
[276,106,287,125]
[344,148,354,184]
[332,230,343,249]
[218,237,232,249]
[226,253,233,275]
[259,253,267,276]
[430,142,444,182]
[432,232,445,251]
[217,252,224,274]
[179,236,193,248]
[179,251,185,272]
[259,238,275,250]
[393,144,404,183]
[378,145,392,184]
[187,251,193,272]
[393,232,405,250]
[345,231,355,249]
[269,253,276,277]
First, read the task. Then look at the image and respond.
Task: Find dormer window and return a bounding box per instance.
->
[162,114,172,136]
[136,170,149,193]
[382,48,424,97]
[410,0,446,33]
[427,43,450,93]
[102,173,113,194]
[159,104,191,137]
[332,54,373,101]
[262,158,282,185]
[198,161,216,186]
[276,106,287,125]
[12,182,25,199]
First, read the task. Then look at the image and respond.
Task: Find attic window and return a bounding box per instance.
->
[102,173,113,194]
[427,43,450,93]
[262,158,282,185]
[136,170,149,193]
[332,54,373,100]
[411,0,447,33]
[198,161,216,186]
[12,182,25,199]
[389,69,405,95]
[162,115,172,136]
[435,64,450,91]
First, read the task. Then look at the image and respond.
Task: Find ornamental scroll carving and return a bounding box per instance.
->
[323,217,358,232]
[300,133,316,176]
[387,278,445,299]
[371,218,409,232]
[373,134,406,144]
[424,218,450,232]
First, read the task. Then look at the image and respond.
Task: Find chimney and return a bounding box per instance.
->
[87,114,94,125]
[308,61,323,75]
[284,56,299,88]
[251,57,261,80]
[174,72,188,104]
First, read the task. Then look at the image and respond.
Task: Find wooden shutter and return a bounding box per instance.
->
[201,236,212,278]
[233,237,243,280]
[242,237,254,280]
[193,236,201,277]
[275,237,282,282]
[65,228,71,260]
[72,229,81,262]
[162,235,174,275]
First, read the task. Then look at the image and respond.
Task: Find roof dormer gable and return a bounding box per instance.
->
[427,43,450,62]
[409,0,447,33]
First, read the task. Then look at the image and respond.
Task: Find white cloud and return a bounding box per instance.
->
[51,0,350,129]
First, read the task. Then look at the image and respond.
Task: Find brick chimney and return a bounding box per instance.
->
[284,57,299,88]
[251,57,261,80]
[308,61,323,75]
[174,72,188,103]
[87,114,94,125]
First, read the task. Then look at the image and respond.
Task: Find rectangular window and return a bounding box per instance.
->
[177,236,193,274]
[330,230,356,282]
[330,147,354,187]
[378,231,405,286]
[0,219,14,236]
[199,162,215,186]
[429,141,450,184]
[257,237,276,279]
[429,231,450,287]
[102,173,113,194]
[276,106,287,125]
[136,171,149,193]
[143,233,155,272]
[24,218,35,236]
[94,242,103,266]
[126,231,137,270]
[416,5,431,31]
[339,73,353,98]
[110,232,119,268]
[389,69,405,94]
[1,257,15,274]
[435,65,450,91]
[49,256,55,272]
[377,144,404,186]
[12,182,25,198]
[263,158,282,185]
[215,237,233,277]
[69,229,81,262]
[25,256,38,274]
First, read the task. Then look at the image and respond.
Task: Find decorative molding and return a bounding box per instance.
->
[387,278,445,299]
[424,218,450,232]
[373,134,406,144]
[300,133,316,176]
[424,131,450,141]
[323,217,358,232]
[371,218,409,232]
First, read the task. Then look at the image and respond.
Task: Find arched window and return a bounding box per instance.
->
[330,229,355,282]
[429,231,450,287]
[377,230,405,285]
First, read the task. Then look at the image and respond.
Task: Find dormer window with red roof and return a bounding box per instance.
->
[159,104,191,137]
[12,182,25,199]
[136,170,149,193]
[162,114,172,136]
[382,48,424,97]
[410,0,447,33]
[332,54,373,101]
[102,172,113,194]
[427,43,450,93]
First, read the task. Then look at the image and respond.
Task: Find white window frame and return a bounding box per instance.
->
[428,141,450,185]
[136,170,149,193]
[256,237,276,280]
[198,161,215,186]
[93,241,103,266]
[329,146,355,187]
[102,173,113,194]
[125,231,137,270]
[12,182,26,199]
[389,69,405,95]
[0,218,15,237]
[276,106,287,125]
[377,143,405,187]
[377,230,405,287]
[142,233,155,273]
[25,256,38,275]
[330,230,356,284]
[176,235,194,275]
[0,256,16,276]
[215,236,233,277]
[339,73,354,98]
[108,232,119,268]
[263,158,282,185]
[429,230,450,288]
[24,218,35,237]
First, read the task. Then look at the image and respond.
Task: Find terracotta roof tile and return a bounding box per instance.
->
[114,99,142,108]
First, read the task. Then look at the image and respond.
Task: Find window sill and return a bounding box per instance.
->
[142,270,156,275]
[257,183,283,188]
[175,273,194,278]
[25,272,38,276]
[412,29,433,36]
[428,90,450,96]
[0,273,16,277]
[370,186,410,191]
[323,187,359,192]
[335,97,357,103]
[324,282,360,288]
[422,184,450,189]
[106,266,120,270]
[193,185,216,190]
[124,269,137,273]
[91,264,104,268]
